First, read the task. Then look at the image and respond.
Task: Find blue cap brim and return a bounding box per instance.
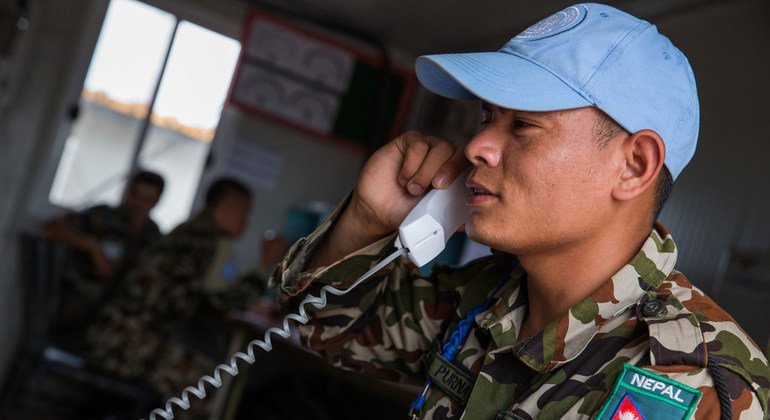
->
[416,52,593,111]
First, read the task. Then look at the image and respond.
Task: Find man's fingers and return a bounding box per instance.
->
[398,132,430,188]
[432,139,471,189]
[407,140,455,195]
[396,131,456,196]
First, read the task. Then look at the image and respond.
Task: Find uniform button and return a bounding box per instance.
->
[642,300,666,317]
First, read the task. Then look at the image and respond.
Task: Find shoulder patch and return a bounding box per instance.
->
[596,363,701,420]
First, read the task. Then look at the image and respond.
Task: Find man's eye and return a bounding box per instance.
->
[480,109,492,125]
[512,119,531,130]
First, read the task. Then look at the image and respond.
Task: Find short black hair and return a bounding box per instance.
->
[205,178,251,208]
[129,170,165,194]
[653,165,674,221]
[594,109,628,148]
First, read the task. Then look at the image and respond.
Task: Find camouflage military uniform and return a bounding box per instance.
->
[88,212,260,398]
[272,201,770,419]
[56,204,161,348]
[63,204,162,278]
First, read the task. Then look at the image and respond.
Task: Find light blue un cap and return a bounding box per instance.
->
[415,3,699,180]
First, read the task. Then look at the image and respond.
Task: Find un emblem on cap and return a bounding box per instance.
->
[516,5,586,40]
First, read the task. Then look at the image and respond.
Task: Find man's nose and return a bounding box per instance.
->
[465,129,502,167]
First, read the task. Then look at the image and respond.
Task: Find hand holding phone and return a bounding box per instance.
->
[352,132,467,238]
[310,132,468,270]
[396,170,469,267]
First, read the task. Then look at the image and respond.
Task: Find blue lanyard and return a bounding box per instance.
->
[408,262,514,419]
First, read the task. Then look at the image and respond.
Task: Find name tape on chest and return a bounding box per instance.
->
[596,363,701,420]
[426,352,475,405]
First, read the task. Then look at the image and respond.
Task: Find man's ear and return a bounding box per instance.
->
[611,129,665,202]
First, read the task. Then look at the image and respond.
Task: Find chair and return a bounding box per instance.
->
[0,232,160,420]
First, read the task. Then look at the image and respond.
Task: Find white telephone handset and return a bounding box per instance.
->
[146,171,470,419]
[395,171,470,267]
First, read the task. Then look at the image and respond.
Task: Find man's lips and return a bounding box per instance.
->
[466,179,496,195]
[469,187,495,196]
[466,180,498,204]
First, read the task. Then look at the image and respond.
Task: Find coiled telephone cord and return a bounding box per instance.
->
[145,247,407,420]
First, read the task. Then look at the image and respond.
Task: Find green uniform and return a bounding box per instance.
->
[55,204,161,348]
[271,200,770,419]
[64,204,161,279]
[88,212,260,398]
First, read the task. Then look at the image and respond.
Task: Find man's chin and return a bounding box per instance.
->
[464,224,494,247]
[465,222,525,254]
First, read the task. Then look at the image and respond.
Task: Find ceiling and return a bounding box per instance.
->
[249,0,719,56]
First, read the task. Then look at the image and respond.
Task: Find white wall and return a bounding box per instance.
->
[197,105,363,272]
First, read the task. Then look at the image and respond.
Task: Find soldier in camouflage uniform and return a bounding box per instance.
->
[88,178,263,401]
[271,4,770,419]
[43,170,164,349]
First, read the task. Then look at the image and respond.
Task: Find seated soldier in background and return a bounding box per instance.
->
[87,177,276,406]
[42,169,165,349]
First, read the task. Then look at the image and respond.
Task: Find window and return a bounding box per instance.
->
[49,0,241,232]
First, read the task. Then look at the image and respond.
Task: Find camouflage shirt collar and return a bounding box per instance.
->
[477,223,678,372]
